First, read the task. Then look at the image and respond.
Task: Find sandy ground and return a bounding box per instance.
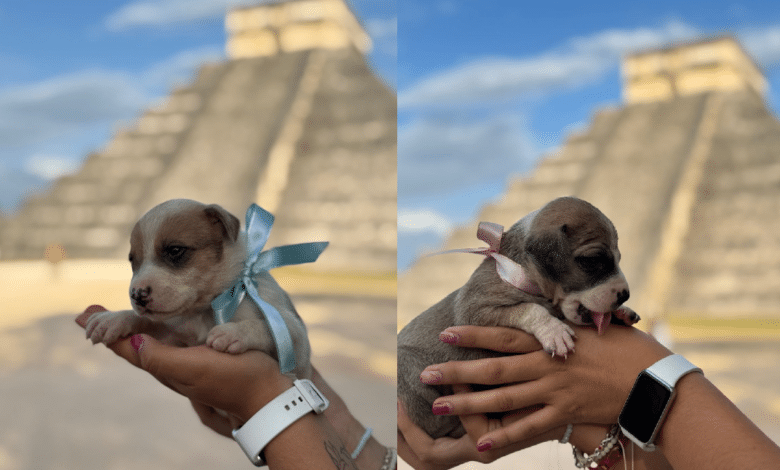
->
[0,294,396,470]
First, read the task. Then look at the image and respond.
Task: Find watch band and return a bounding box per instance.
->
[645,354,702,389]
[232,379,329,466]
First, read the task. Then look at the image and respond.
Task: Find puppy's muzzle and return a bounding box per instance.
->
[131,286,152,308]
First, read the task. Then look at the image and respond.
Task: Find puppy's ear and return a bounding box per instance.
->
[203,205,241,242]
[525,227,569,282]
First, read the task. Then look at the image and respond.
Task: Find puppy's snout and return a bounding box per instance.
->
[616,289,630,306]
[131,286,152,307]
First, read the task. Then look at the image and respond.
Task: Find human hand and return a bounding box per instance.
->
[75,305,292,424]
[398,384,567,469]
[421,324,670,451]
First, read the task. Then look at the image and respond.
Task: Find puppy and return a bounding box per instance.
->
[397,197,639,438]
[85,199,312,379]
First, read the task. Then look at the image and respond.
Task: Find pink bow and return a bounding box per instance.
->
[433,222,541,295]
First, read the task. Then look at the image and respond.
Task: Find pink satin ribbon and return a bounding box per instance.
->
[432,222,541,296]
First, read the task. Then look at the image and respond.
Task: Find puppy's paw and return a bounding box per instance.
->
[207,323,250,354]
[536,321,576,358]
[85,310,141,345]
[613,306,640,326]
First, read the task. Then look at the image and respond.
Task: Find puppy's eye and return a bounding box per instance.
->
[576,253,614,278]
[128,252,139,271]
[165,246,187,259]
[162,245,190,266]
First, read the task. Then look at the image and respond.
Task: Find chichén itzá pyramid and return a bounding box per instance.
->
[399,37,780,337]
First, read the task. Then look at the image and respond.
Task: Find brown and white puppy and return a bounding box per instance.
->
[397,197,639,438]
[85,199,312,379]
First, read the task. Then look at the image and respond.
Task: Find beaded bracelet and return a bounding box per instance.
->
[560,424,574,444]
[572,424,620,469]
[379,447,397,470]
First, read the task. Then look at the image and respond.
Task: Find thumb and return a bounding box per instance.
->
[108,333,153,369]
[115,334,212,389]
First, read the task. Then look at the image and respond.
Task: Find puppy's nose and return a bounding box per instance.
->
[616,289,630,306]
[131,286,152,307]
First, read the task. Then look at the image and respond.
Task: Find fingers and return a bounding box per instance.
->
[190,400,234,438]
[431,380,550,417]
[420,350,555,386]
[475,405,565,451]
[397,399,477,468]
[75,305,107,327]
[440,325,542,353]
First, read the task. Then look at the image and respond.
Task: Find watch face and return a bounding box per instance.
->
[619,371,673,443]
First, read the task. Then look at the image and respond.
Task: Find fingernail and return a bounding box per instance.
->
[420,370,442,384]
[439,331,459,344]
[431,402,452,415]
[477,439,493,452]
[130,335,144,352]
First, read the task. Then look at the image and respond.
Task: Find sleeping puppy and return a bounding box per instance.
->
[397,197,639,438]
[85,198,312,379]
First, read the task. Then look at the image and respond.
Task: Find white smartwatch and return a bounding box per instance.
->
[233,379,329,466]
[618,354,703,451]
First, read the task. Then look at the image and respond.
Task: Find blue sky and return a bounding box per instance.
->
[0,0,396,214]
[397,0,780,271]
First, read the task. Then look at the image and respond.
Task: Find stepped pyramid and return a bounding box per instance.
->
[399,37,780,330]
[0,0,397,375]
[0,0,396,275]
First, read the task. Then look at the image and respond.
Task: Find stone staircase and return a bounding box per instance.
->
[267,47,397,273]
[669,90,780,316]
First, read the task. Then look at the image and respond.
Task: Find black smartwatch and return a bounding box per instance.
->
[618,354,703,451]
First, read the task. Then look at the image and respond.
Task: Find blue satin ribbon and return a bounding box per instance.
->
[211,204,328,374]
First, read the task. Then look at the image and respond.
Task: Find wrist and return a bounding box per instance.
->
[236,374,295,423]
[233,379,330,466]
[568,423,613,451]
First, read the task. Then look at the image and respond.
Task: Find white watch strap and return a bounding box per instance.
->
[645,354,702,388]
[232,379,329,467]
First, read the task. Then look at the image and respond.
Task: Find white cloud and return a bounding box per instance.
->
[0,70,148,147]
[740,26,780,67]
[398,113,535,197]
[398,20,700,108]
[25,154,81,181]
[398,208,452,236]
[105,0,250,31]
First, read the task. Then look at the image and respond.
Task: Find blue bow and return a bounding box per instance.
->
[211,204,328,374]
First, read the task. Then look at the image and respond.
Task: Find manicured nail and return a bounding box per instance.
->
[439,331,459,344]
[431,402,452,415]
[477,439,493,452]
[420,370,442,384]
[130,335,144,352]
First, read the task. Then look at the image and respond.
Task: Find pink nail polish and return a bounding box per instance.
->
[420,370,442,384]
[130,335,144,352]
[477,440,493,452]
[431,402,452,415]
[439,331,459,344]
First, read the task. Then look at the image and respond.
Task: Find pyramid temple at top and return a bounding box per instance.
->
[0,0,397,277]
[399,37,780,329]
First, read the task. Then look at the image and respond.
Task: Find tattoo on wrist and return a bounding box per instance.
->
[324,440,358,470]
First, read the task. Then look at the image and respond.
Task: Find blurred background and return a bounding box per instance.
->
[398,1,780,469]
[0,0,396,468]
